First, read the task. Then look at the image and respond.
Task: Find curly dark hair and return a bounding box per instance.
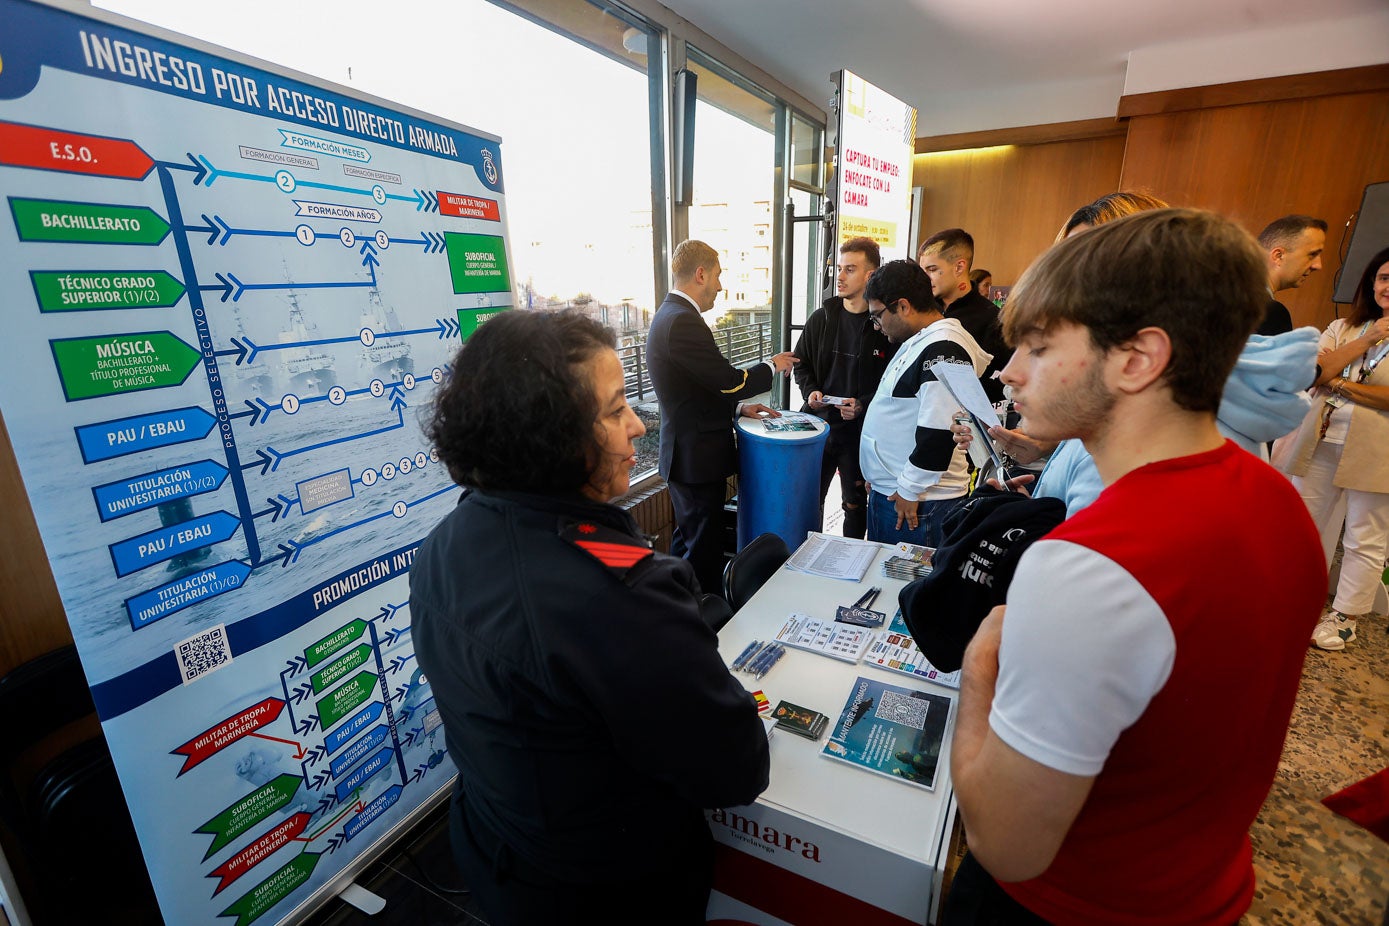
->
[427,309,616,492]
[1347,246,1389,325]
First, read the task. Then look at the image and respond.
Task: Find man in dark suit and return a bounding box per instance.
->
[1256,215,1327,336]
[647,240,796,593]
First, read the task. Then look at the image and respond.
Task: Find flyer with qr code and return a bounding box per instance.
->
[0,3,510,921]
[821,676,952,790]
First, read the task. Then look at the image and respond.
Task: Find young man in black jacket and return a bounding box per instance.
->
[919,228,1011,404]
[793,236,896,538]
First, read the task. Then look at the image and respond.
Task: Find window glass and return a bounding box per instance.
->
[686,50,775,333]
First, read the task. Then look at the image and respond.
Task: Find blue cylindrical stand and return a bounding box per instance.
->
[734,415,829,551]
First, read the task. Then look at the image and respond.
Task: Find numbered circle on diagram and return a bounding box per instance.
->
[339,227,356,248]
[371,184,387,205]
[328,386,347,406]
[392,501,408,518]
[359,328,376,347]
[295,224,315,246]
[402,373,416,390]
[361,468,379,487]
[275,169,296,192]
[369,379,386,397]
[280,394,301,415]
[431,367,443,384]
[398,457,413,475]
[382,462,397,480]
[414,451,428,468]
[428,448,440,463]
[374,230,390,250]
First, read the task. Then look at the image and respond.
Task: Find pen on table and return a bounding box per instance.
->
[745,644,774,676]
[740,642,776,673]
[747,643,781,676]
[731,640,762,671]
[755,645,786,680]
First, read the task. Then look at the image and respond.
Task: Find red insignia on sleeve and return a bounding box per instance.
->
[574,540,651,568]
[560,519,653,577]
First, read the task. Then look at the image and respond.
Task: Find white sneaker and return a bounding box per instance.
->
[1310,613,1357,651]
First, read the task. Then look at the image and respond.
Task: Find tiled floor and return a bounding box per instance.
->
[1245,609,1389,925]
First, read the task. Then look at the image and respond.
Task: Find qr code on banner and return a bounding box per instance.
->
[175,624,233,684]
[876,690,930,730]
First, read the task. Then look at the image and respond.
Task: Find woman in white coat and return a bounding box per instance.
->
[1273,246,1389,650]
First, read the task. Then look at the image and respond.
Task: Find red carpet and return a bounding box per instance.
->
[1322,767,1389,843]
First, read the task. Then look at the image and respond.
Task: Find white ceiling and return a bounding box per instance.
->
[659,0,1389,135]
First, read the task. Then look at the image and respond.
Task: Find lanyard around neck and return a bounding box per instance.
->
[1341,322,1389,382]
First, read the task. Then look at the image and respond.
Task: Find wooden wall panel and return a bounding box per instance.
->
[912,133,1127,289]
[0,416,72,679]
[1120,89,1389,330]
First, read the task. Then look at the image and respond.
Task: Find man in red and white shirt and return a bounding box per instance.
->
[946,209,1326,926]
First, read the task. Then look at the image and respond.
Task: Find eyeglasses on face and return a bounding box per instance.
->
[869,299,898,328]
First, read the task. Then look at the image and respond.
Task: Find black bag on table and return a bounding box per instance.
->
[899,488,1066,672]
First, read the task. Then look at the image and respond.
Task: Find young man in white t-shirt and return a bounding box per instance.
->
[945,210,1326,925]
[857,259,990,547]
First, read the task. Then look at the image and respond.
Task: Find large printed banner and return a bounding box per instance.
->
[834,70,917,261]
[0,1,512,922]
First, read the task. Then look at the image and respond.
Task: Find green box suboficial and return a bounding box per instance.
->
[456,305,511,342]
[444,232,510,295]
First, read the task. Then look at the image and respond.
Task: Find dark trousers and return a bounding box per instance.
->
[450,795,712,926]
[943,852,1053,925]
[817,422,867,539]
[667,478,728,594]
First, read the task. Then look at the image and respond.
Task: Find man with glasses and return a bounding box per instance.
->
[858,260,991,545]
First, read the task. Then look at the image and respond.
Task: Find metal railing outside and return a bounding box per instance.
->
[618,322,772,403]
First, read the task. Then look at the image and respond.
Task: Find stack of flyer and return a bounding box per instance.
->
[772,613,873,663]
[865,611,961,689]
[881,542,933,580]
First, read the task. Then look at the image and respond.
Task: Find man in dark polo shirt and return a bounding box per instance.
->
[918,228,1010,403]
[1255,214,1326,336]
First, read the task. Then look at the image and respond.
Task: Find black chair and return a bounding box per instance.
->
[698,593,735,633]
[0,645,160,924]
[722,532,791,613]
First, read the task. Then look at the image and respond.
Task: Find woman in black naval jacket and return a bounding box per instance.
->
[410,310,770,924]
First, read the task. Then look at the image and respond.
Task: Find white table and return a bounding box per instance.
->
[705,537,959,926]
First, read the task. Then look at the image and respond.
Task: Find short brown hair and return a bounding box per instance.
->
[1058,191,1168,242]
[840,236,881,269]
[918,228,974,267]
[671,239,719,283]
[1004,208,1266,412]
[1256,214,1328,250]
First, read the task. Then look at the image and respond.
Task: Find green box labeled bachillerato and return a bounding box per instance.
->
[444,232,510,294]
